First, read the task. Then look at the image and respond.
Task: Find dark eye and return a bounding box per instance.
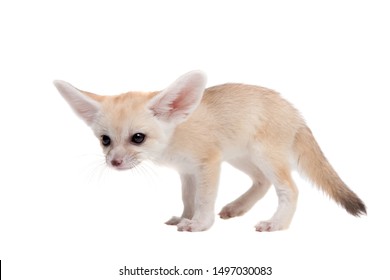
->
[101,135,111,147]
[131,133,145,144]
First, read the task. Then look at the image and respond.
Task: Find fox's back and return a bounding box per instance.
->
[171,83,306,161]
[203,83,302,122]
[199,83,304,140]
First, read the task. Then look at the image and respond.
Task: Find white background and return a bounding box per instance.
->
[0,0,389,279]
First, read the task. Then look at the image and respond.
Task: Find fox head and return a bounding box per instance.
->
[54,71,207,170]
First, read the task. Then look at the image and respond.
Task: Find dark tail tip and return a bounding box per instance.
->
[343,196,367,217]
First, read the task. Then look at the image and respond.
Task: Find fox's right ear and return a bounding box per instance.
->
[53,80,101,126]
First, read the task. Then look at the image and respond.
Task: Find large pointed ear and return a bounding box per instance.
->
[148,70,207,124]
[53,80,101,126]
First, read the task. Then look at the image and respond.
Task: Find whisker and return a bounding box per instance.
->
[139,161,160,187]
[73,153,110,185]
[71,153,162,189]
[122,160,156,188]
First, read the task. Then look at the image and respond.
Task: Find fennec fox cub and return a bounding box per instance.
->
[54,71,366,232]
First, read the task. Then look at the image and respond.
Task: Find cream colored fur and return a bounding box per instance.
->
[54,71,366,232]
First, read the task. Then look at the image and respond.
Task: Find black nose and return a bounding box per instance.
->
[111,159,123,167]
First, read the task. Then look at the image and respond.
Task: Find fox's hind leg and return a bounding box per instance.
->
[219,158,272,219]
[251,155,298,232]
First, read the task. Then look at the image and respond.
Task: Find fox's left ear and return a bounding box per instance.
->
[148,70,207,124]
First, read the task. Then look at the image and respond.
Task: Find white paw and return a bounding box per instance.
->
[177,218,211,232]
[165,216,183,225]
[255,220,287,232]
[219,203,246,219]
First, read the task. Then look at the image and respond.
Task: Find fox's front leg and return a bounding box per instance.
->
[175,157,221,232]
[165,174,196,226]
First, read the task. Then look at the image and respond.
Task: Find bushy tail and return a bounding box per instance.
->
[293,126,366,216]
